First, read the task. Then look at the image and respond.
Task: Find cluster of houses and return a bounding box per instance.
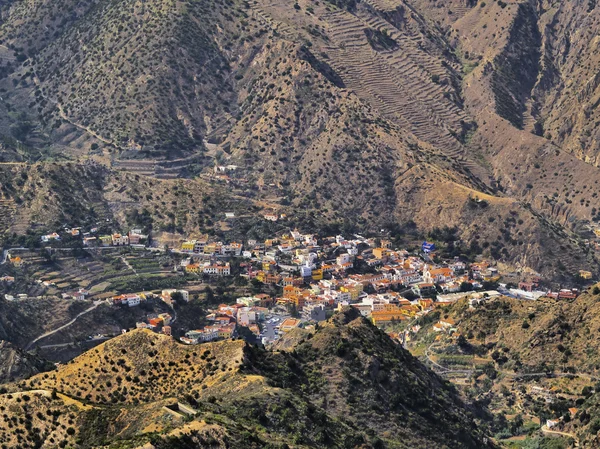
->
[181,298,303,345]
[136,312,174,336]
[40,227,148,247]
[169,230,589,331]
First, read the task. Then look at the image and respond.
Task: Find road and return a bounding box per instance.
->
[541,425,579,446]
[25,301,105,350]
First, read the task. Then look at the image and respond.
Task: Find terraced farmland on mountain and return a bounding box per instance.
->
[0,0,598,280]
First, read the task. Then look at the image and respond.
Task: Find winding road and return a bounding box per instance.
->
[25,300,105,350]
[541,425,579,447]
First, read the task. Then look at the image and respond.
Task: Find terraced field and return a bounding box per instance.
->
[250,0,491,186]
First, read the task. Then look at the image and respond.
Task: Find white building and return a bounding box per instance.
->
[237,307,257,326]
[300,265,312,277]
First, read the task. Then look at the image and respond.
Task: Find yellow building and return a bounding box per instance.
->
[341,283,363,301]
[99,235,112,246]
[579,270,593,280]
[373,248,389,260]
[283,285,300,298]
[371,311,407,326]
[185,263,200,274]
[181,241,195,251]
[204,243,218,254]
[312,269,323,281]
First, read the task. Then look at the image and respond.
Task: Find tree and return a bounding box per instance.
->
[457,334,470,350]
[170,291,184,304]
[205,287,216,304]
[459,282,473,292]
[288,303,299,318]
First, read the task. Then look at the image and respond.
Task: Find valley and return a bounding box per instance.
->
[1,0,600,447]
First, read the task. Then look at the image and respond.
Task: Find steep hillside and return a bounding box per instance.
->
[2,309,497,448]
[0,297,92,348]
[0,340,52,382]
[441,285,600,374]
[0,162,256,238]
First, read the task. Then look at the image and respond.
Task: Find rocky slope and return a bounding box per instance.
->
[0,340,51,382]
[0,309,498,448]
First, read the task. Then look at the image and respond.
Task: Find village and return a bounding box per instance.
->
[0,222,589,348]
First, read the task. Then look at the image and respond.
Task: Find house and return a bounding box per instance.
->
[83,236,97,246]
[439,318,456,328]
[158,313,172,326]
[429,267,454,283]
[222,242,243,256]
[41,233,61,243]
[185,263,200,274]
[162,326,172,336]
[418,298,434,310]
[373,248,389,260]
[8,256,23,267]
[148,317,163,328]
[0,276,15,284]
[113,293,142,307]
[237,307,257,326]
[518,281,535,292]
[311,269,323,281]
[432,323,445,332]
[263,213,279,221]
[202,263,231,276]
[579,270,593,280]
[99,235,112,246]
[112,233,129,246]
[62,291,86,301]
[128,230,146,245]
[181,241,196,252]
[371,310,406,326]
[218,324,236,339]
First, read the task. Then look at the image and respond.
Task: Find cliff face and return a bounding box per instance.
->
[531,0,600,167]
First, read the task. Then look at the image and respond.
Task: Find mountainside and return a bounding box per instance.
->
[1,309,497,448]
[442,285,600,374]
[0,0,599,280]
[0,340,51,382]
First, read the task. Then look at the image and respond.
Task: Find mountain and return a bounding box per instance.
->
[0,0,599,280]
[1,308,497,448]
